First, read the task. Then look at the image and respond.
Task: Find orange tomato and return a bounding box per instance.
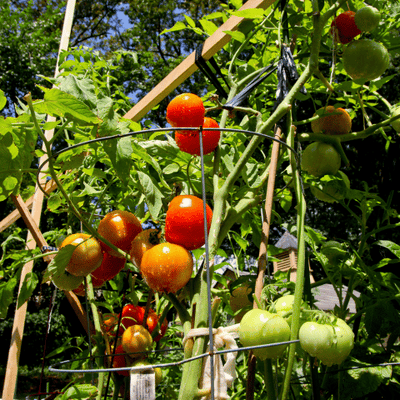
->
[98,210,143,258]
[140,243,193,293]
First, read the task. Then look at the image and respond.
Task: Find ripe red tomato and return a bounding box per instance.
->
[141,243,194,293]
[119,304,168,342]
[120,304,146,331]
[147,312,168,342]
[166,93,205,132]
[165,195,213,251]
[238,309,291,360]
[97,210,143,258]
[112,344,130,376]
[175,117,221,156]
[331,11,361,44]
[93,252,126,282]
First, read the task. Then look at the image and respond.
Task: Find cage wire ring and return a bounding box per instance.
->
[35,126,302,196]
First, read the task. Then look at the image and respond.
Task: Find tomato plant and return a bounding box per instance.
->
[2,1,400,399]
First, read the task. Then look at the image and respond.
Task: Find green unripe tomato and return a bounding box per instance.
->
[274,295,295,313]
[299,321,334,358]
[318,318,354,366]
[130,359,162,386]
[343,39,390,82]
[301,142,341,177]
[239,309,291,360]
[52,270,84,291]
[354,6,381,32]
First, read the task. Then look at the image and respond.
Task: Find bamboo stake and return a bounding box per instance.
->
[123,0,275,122]
[2,1,77,398]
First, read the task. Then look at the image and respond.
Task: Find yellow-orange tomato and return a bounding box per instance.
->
[311,106,352,135]
[140,243,193,293]
[98,210,143,258]
[60,233,103,277]
[121,324,153,358]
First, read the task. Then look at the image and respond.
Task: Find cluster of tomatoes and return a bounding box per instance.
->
[103,304,167,378]
[238,295,354,366]
[166,93,221,156]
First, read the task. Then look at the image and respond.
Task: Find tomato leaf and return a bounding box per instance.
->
[42,245,76,282]
[0,89,7,111]
[137,171,164,221]
[59,384,98,399]
[33,88,101,125]
[17,272,39,309]
[0,277,18,318]
[374,240,400,259]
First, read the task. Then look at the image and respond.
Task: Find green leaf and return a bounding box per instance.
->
[137,171,164,221]
[59,384,98,399]
[0,89,7,111]
[42,245,76,282]
[102,136,133,182]
[17,272,39,309]
[233,9,265,19]
[375,240,400,259]
[160,21,186,35]
[341,360,392,399]
[33,88,101,125]
[277,188,293,213]
[58,75,97,108]
[0,277,18,318]
[223,30,246,42]
[199,19,218,36]
[184,15,196,28]
[231,231,248,252]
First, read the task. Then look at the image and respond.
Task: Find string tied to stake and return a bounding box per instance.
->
[183,324,240,400]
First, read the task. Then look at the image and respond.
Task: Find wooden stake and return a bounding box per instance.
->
[0,179,57,233]
[254,127,282,305]
[2,0,78,396]
[123,0,276,122]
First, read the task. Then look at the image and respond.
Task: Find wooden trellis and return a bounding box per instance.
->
[2,0,278,398]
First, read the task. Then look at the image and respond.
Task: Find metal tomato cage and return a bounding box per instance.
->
[34,125,301,399]
[34,125,400,399]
